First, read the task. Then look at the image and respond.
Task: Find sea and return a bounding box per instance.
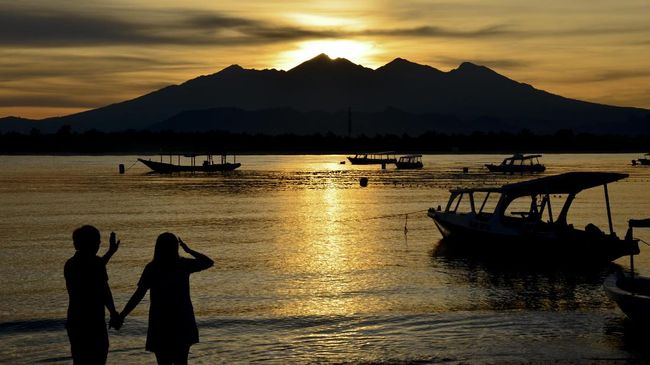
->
[0,153,649,364]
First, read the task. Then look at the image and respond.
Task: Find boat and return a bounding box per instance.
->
[138,153,241,173]
[395,154,424,169]
[604,218,650,322]
[485,153,545,173]
[427,172,639,263]
[347,151,397,165]
[636,153,650,166]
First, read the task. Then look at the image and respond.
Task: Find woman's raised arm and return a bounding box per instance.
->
[179,238,214,271]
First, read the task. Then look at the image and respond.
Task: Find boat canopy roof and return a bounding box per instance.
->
[504,153,543,161]
[154,152,231,157]
[361,151,396,155]
[451,172,628,196]
[400,154,422,158]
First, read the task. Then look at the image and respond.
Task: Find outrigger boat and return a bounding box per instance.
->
[604,218,650,322]
[347,151,397,165]
[428,172,639,263]
[138,153,241,173]
[395,154,424,169]
[485,153,545,173]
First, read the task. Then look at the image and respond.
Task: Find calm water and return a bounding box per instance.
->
[1,154,649,364]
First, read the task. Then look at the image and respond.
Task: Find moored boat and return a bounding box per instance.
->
[138,153,241,173]
[395,154,423,169]
[347,151,397,165]
[604,218,650,322]
[428,172,639,263]
[485,153,545,173]
[636,153,650,166]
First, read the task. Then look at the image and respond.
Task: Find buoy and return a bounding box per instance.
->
[632,160,637,166]
[340,161,346,164]
[359,177,369,187]
[119,164,125,174]
[381,163,386,170]
[462,167,469,173]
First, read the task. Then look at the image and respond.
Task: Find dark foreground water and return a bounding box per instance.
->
[0,154,649,364]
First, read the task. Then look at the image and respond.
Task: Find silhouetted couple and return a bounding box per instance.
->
[64,225,214,364]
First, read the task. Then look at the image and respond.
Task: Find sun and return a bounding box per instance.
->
[275,39,380,70]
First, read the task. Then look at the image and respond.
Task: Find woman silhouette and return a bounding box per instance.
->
[119,233,213,365]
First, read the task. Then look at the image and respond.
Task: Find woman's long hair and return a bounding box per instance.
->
[152,232,180,267]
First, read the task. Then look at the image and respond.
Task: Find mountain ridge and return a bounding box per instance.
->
[1,54,648,134]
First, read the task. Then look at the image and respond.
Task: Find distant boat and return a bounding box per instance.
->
[395,154,423,169]
[347,151,397,165]
[604,218,650,322]
[138,153,241,173]
[637,153,650,165]
[428,172,639,263]
[485,153,545,173]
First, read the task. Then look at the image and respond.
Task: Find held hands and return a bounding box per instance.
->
[108,311,124,330]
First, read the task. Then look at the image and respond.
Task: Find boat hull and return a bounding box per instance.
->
[604,273,650,323]
[395,162,423,169]
[638,158,650,166]
[138,158,241,173]
[485,164,546,173]
[429,210,639,263]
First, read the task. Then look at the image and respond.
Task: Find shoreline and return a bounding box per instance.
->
[0,150,647,156]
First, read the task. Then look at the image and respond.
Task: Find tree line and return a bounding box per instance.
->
[0,126,648,153]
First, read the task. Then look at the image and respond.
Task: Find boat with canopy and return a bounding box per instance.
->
[138,153,241,173]
[347,151,397,165]
[427,172,639,263]
[485,153,545,173]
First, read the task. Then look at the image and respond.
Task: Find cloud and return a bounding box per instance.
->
[365,25,511,38]
[0,94,97,108]
[431,56,530,70]
[0,53,200,82]
[0,5,518,48]
[572,69,650,83]
[0,8,164,46]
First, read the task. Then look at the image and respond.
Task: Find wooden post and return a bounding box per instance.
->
[604,184,614,235]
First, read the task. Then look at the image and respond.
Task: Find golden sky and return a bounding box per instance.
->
[2,0,650,119]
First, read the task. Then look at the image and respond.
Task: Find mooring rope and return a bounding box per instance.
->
[331,209,430,224]
[123,159,139,172]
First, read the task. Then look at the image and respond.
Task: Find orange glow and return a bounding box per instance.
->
[275,40,381,70]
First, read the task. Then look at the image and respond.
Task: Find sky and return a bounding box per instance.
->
[2,0,650,119]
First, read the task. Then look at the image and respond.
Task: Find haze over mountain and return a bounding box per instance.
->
[2,54,649,135]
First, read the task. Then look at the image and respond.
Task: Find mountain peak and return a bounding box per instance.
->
[221,64,244,73]
[451,61,512,83]
[455,62,496,74]
[311,53,332,62]
[288,54,364,74]
[458,61,481,69]
[377,58,442,75]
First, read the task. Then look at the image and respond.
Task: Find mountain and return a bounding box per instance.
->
[0,116,42,133]
[2,54,649,134]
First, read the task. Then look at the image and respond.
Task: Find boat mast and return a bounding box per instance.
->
[604,184,614,235]
[347,106,352,137]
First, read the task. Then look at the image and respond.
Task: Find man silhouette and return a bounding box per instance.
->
[64,225,121,364]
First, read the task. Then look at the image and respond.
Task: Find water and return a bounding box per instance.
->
[0,154,649,364]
